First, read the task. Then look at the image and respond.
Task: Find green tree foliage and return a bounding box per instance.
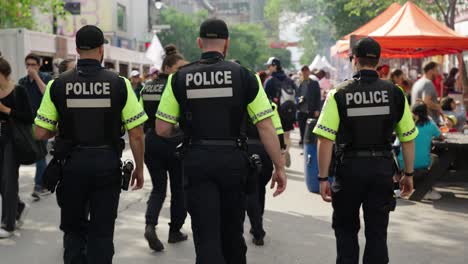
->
[158,8,289,71]
[264,0,282,37]
[228,23,270,70]
[268,48,292,69]
[265,0,461,63]
[158,9,209,63]
[0,0,65,30]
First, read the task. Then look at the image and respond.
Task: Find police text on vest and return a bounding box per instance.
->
[66,82,111,95]
[346,91,389,105]
[186,71,232,87]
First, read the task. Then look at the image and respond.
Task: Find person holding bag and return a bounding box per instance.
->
[0,53,34,238]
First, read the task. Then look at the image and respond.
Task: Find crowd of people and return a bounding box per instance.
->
[260,57,334,154]
[0,20,465,264]
[378,61,467,200]
[1,54,464,237]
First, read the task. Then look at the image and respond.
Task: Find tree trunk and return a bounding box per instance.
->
[447,0,457,30]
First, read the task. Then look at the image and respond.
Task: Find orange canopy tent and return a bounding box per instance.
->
[331,1,468,58]
[331,3,401,57]
[343,3,402,40]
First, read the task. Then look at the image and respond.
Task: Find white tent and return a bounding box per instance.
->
[320,56,336,72]
[309,55,325,70]
[309,55,337,72]
[145,34,165,69]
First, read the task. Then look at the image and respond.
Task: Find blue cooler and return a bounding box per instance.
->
[304,118,320,193]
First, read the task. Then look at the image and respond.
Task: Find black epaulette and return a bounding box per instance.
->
[240,64,257,76]
[334,79,355,92]
[177,60,200,70]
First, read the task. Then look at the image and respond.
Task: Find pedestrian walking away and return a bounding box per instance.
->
[0,53,33,238]
[140,44,188,252]
[34,25,147,264]
[297,65,321,145]
[245,101,286,246]
[264,57,297,167]
[155,18,287,264]
[18,53,52,201]
[314,37,418,264]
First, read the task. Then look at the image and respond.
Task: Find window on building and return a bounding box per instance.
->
[117,4,127,32]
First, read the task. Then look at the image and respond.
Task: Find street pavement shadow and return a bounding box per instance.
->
[113,201,336,264]
[431,184,468,215]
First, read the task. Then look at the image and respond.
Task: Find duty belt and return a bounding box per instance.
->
[247,139,262,145]
[190,138,247,149]
[75,144,117,151]
[343,150,392,159]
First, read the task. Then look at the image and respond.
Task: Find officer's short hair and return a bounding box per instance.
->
[357,57,379,68]
[423,61,438,73]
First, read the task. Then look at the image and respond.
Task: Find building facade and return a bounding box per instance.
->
[35,0,150,52]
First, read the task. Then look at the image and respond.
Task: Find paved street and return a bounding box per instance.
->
[1,131,467,264]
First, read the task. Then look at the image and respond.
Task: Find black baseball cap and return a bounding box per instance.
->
[199,18,229,39]
[351,37,381,59]
[76,25,109,50]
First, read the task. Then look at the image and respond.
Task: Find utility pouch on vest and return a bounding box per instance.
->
[121,160,134,191]
[174,142,186,160]
[246,153,262,194]
[43,138,74,193]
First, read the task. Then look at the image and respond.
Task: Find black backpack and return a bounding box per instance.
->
[276,79,297,122]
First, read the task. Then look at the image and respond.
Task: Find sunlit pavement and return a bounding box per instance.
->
[1,130,467,264]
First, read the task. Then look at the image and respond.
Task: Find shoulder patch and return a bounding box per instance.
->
[334,79,355,91]
[178,60,199,71]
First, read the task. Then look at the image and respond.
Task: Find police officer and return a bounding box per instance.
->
[141,44,188,251]
[245,102,285,246]
[34,25,147,264]
[155,19,287,264]
[313,37,417,264]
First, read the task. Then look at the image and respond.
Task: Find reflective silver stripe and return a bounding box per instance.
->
[66,99,111,108]
[142,94,161,101]
[36,114,57,125]
[252,108,274,122]
[187,88,233,99]
[156,110,177,122]
[124,111,146,124]
[402,127,416,137]
[347,106,390,117]
[317,124,337,135]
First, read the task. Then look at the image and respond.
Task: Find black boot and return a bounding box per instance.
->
[252,236,264,246]
[144,225,164,251]
[168,230,188,244]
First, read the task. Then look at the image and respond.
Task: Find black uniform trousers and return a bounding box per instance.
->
[144,131,186,231]
[184,145,249,264]
[56,148,121,264]
[331,157,395,264]
[0,140,22,232]
[246,143,273,239]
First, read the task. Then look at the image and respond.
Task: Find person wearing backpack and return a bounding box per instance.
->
[264,57,297,167]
